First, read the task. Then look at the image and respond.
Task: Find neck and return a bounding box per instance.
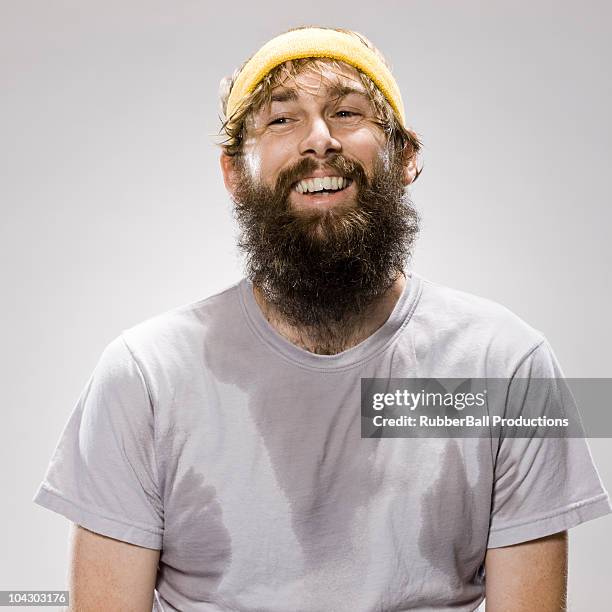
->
[252,272,407,355]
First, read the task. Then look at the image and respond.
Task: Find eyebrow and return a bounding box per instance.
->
[270,89,299,103]
[326,83,370,101]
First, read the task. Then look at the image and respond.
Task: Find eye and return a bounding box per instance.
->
[335,110,360,118]
[268,117,290,125]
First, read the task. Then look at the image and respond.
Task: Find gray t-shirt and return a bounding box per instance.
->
[33,271,611,611]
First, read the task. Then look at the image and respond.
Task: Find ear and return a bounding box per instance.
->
[401,147,418,186]
[220,152,238,196]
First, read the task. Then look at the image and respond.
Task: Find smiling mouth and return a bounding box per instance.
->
[293,177,353,195]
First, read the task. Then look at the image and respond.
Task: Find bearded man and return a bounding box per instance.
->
[33,27,610,612]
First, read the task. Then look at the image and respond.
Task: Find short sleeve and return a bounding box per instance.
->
[487,340,611,548]
[32,335,164,549]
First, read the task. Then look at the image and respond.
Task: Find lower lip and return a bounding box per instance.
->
[291,181,355,207]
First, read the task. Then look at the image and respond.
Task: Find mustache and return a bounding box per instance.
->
[274,154,368,197]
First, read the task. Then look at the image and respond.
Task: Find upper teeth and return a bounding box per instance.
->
[295,176,349,193]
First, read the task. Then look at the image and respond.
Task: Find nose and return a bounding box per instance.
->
[298,116,342,159]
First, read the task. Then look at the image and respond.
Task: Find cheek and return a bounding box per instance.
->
[377,146,392,173]
[344,127,387,164]
[258,142,296,183]
[243,150,261,179]
[353,144,390,178]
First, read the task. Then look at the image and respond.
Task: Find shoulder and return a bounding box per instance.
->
[109,280,243,388]
[414,275,542,337]
[122,280,241,347]
[411,274,547,377]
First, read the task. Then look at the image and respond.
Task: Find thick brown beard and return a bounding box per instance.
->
[231,149,420,332]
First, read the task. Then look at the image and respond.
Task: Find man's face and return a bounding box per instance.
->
[221,61,420,333]
[238,63,392,215]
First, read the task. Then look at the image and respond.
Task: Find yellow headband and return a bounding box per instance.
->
[225,28,406,127]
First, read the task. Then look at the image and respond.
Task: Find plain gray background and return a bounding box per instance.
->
[2,0,610,609]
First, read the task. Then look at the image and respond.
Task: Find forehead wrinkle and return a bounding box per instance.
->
[271,62,366,98]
